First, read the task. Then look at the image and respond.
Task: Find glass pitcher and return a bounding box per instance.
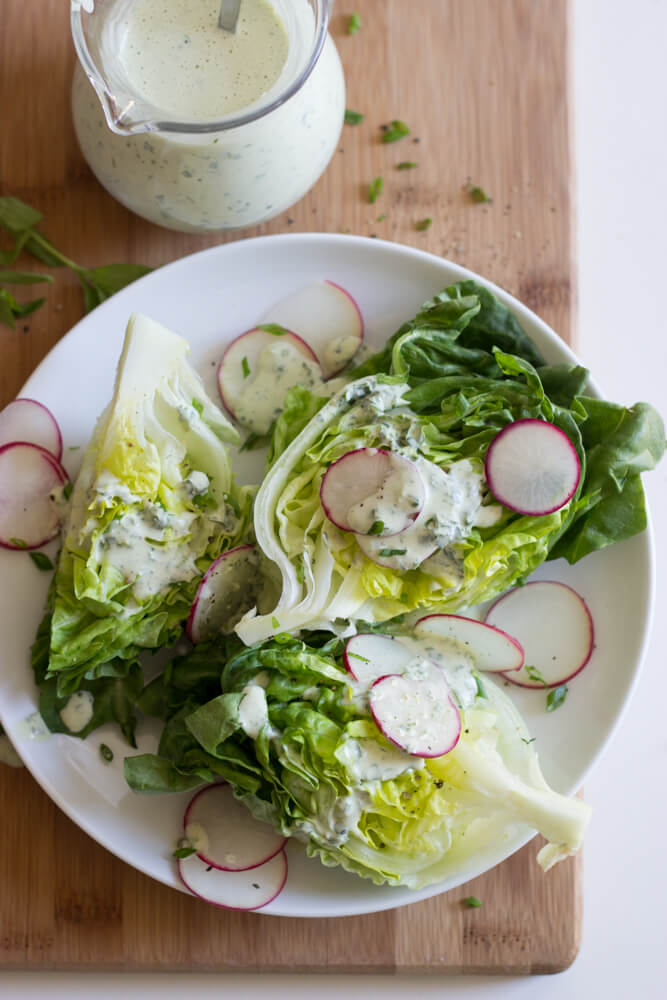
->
[70,0,345,233]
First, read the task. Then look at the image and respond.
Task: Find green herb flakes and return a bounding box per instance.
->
[257,322,288,337]
[241,356,251,379]
[99,743,114,763]
[63,481,73,500]
[191,397,204,416]
[525,664,547,686]
[368,177,383,204]
[415,218,433,231]
[396,161,418,170]
[173,845,197,860]
[463,896,483,908]
[546,684,568,712]
[10,537,28,548]
[347,652,370,664]
[271,616,281,630]
[468,184,492,204]
[368,520,385,535]
[29,551,54,571]
[344,109,364,125]
[347,12,362,34]
[378,547,407,557]
[381,120,410,144]
[473,674,487,699]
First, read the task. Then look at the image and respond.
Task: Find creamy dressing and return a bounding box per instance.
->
[238,683,269,739]
[17,711,51,741]
[235,340,324,434]
[345,455,423,536]
[336,736,424,783]
[356,458,492,572]
[59,690,95,733]
[121,0,289,120]
[71,0,345,232]
[322,334,362,373]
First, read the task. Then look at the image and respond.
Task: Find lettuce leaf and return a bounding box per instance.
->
[44,313,252,697]
[124,632,590,887]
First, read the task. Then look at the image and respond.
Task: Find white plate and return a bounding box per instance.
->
[0,234,655,917]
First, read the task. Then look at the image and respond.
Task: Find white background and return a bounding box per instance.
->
[3,0,666,995]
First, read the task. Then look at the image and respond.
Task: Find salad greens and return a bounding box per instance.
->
[38,313,251,703]
[124,631,591,887]
[236,281,664,644]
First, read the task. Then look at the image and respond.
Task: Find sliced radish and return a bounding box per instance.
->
[184,783,287,871]
[0,398,63,460]
[484,419,581,515]
[369,666,461,758]
[260,280,363,378]
[320,448,424,536]
[178,848,287,911]
[187,545,261,643]
[0,442,69,550]
[344,633,415,686]
[217,326,320,425]
[414,614,524,673]
[485,581,594,688]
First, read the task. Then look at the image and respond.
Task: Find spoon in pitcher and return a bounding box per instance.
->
[218,0,241,32]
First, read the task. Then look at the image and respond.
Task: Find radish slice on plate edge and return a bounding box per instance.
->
[0,397,63,460]
[0,441,69,550]
[178,848,288,911]
[485,580,595,688]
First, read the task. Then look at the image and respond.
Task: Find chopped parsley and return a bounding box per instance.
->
[415,217,433,231]
[463,896,483,908]
[546,684,568,712]
[381,119,410,143]
[172,846,197,860]
[396,161,418,170]
[378,547,407,557]
[524,664,547,686]
[63,481,73,500]
[271,616,281,630]
[29,551,54,571]
[368,520,385,535]
[99,743,114,763]
[468,184,492,204]
[344,109,364,125]
[376,213,387,222]
[257,322,288,337]
[368,176,383,204]
[347,12,362,34]
[241,356,250,379]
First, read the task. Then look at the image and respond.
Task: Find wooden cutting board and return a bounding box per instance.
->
[0,0,579,975]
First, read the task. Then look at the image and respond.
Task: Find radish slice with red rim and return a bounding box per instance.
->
[320,448,424,536]
[260,280,363,378]
[414,613,524,673]
[369,666,461,758]
[216,326,320,429]
[344,632,415,686]
[0,442,69,550]
[485,580,594,688]
[187,545,263,643]
[484,419,581,515]
[183,783,287,871]
[178,848,288,910]
[0,398,63,460]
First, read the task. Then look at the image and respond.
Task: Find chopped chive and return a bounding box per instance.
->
[257,322,288,336]
[415,218,433,231]
[347,11,362,34]
[524,664,547,686]
[381,119,410,143]
[241,356,250,378]
[68,445,81,451]
[348,652,370,663]
[63,481,73,500]
[378,547,406,557]
[29,551,54,571]
[99,743,114,762]
[546,684,568,712]
[395,161,418,170]
[173,846,197,859]
[463,896,482,908]
[191,397,204,416]
[368,176,383,204]
[521,737,536,745]
[344,109,364,125]
[468,184,492,204]
[473,674,487,699]
[368,520,385,535]
[9,537,27,548]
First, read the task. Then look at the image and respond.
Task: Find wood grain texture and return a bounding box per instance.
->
[0,0,579,975]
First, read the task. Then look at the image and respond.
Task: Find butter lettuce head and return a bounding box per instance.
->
[124,632,591,888]
[45,313,251,695]
[235,281,665,645]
